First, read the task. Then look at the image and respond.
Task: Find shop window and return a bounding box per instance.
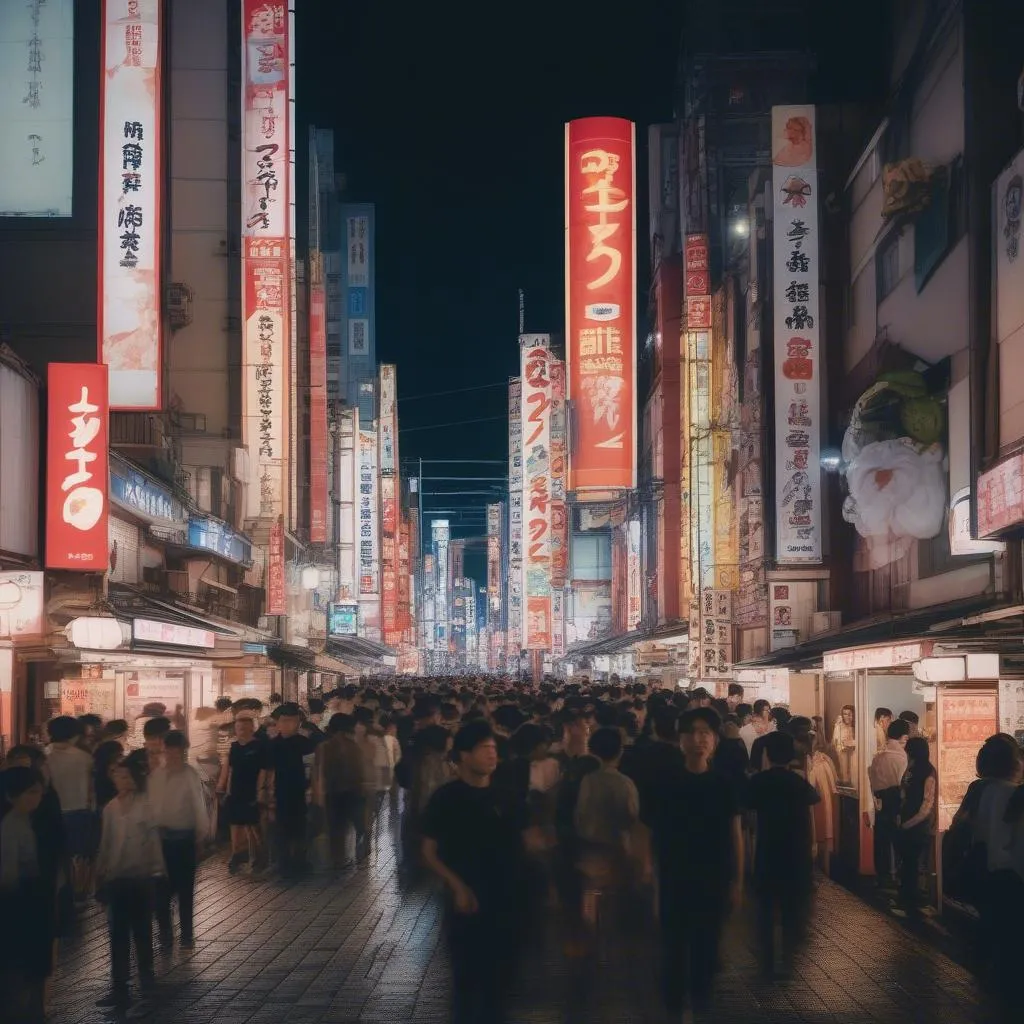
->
[876,231,901,302]
[913,160,956,292]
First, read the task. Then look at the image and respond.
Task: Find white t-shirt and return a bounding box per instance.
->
[48,744,94,812]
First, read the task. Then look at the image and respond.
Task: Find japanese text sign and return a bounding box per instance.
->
[46,364,110,571]
[772,106,822,563]
[565,117,637,492]
[99,0,162,410]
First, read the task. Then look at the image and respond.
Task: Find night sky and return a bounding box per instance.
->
[298,2,681,494]
[297,1,886,575]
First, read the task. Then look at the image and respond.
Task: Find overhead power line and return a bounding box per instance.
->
[399,415,508,433]
[398,381,509,403]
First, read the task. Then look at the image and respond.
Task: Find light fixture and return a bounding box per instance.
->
[731,218,750,237]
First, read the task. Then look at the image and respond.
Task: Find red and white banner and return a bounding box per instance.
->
[309,281,328,542]
[99,0,162,410]
[379,364,397,476]
[267,519,285,615]
[242,0,289,520]
[381,476,398,645]
[507,379,523,655]
[46,364,109,571]
[549,360,569,588]
[521,337,552,651]
[565,117,637,492]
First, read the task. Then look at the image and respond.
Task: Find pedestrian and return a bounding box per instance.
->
[420,720,534,1024]
[867,718,910,890]
[644,706,743,1018]
[0,766,53,1022]
[266,702,315,876]
[45,715,95,901]
[744,730,820,979]
[314,713,367,869]
[217,713,268,874]
[94,758,165,1009]
[895,735,936,917]
[149,730,208,950]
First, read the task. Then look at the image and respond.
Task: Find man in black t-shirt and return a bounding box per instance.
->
[266,704,314,876]
[217,714,268,874]
[745,730,820,978]
[420,720,531,1024]
[643,707,743,1017]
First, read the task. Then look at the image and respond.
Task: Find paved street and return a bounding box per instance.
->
[50,808,992,1024]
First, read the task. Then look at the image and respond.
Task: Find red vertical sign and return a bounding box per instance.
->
[46,364,110,571]
[267,519,285,615]
[565,117,637,492]
[309,284,328,542]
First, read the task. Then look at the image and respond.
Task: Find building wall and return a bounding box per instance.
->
[167,0,234,435]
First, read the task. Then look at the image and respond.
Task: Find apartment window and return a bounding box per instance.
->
[570,532,612,581]
[876,232,901,302]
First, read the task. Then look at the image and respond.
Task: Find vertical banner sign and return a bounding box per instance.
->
[627,519,642,631]
[381,476,398,645]
[432,521,450,652]
[487,503,502,617]
[242,0,289,521]
[521,337,552,650]
[309,277,328,542]
[551,589,565,659]
[45,364,110,571]
[772,106,822,563]
[549,360,569,588]
[399,519,411,639]
[378,365,397,476]
[267,519,285,614]
[99,0,162,410]
[507,378,524,654]
[701,588,733,678]
[358,430,379,597]
[565,117,637,492]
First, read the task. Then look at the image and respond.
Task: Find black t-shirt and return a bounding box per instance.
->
[555,752,600,839]
[268,733,314,803]
[625,740,686,822]
[229,739,268,802]
[420,779,529,911]
[745,767,820,883]
[644,765,739,888]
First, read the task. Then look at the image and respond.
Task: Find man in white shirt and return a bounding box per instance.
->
[149,730,208,949]
[739,699,773,755]
[47,715,96,898]
[867,718,910,888]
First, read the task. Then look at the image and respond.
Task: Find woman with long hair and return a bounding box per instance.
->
[895,736,936,916]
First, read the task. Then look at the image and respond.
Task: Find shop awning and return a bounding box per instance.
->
[105,585,267,643]
[325,635,396,666]
[563,620,689,660]
[736,595,1015,671]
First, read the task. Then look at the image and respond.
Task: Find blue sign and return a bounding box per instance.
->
[187,517,252,565]
[243,643,269,655]
[328,603,358,637]
[347,287,368,316]
[110,461,182,522]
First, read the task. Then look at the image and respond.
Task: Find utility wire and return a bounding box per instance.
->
[399,414,508,433]
[398,381,509,403]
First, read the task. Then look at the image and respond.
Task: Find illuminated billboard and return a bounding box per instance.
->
[565,117,637,492]
[99,0,163,410]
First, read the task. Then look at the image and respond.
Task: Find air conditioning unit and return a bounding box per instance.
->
[811,611,842,637]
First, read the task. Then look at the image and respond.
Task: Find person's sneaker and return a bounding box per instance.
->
[96,989,130,1008]
[227,854,246,875]
[180,937,195,950]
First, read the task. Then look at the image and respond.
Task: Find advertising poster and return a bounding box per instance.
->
[358,429,379,597]
[507,378,523,654]
[242,0,289,520]
[772,105,822,563]
[565,117,637,491]
[46,364,110,571]
[99,0,162,410]
[521,338,552,650]
[937,691,998,831]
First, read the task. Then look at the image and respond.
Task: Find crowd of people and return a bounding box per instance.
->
[0,676,1021,1023]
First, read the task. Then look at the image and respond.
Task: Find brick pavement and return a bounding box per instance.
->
[48,806,993,1024]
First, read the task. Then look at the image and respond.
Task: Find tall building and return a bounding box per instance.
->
[339,203,377,425]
